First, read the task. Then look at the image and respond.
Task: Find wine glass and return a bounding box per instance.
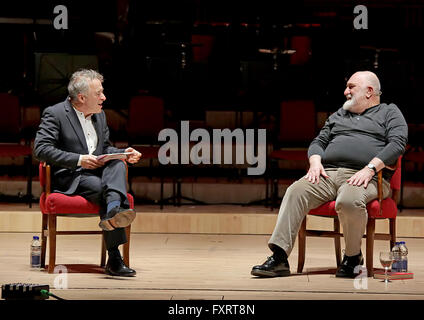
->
[379,251,394,284]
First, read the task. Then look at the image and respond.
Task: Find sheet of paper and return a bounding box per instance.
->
[96,152,132,162]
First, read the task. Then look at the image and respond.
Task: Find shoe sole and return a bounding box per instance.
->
[99,209,136,231]
[335,258,364,278]
[105,269,137,277]
[251,269,291,278]
[335,272,358,278]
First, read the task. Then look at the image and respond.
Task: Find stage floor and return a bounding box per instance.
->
[0,232,423,300]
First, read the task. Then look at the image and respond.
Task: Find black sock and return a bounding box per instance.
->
[271,246,288,262]
[108,247,121,260]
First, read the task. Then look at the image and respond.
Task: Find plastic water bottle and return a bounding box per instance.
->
[398,241,408,272]
[30,236,41,269]
[391,242,402,272]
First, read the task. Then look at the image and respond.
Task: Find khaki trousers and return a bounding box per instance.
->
[269,168,391,257]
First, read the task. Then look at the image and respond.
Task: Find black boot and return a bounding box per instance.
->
[251,251,290,278]
[105,256,137,277]
[335,251,364,278]
[105,247,136,277]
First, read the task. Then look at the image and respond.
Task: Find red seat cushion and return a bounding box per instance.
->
[309,198,398,219]
[40,192,134,215]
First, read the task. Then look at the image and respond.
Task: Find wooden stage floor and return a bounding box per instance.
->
[1,231,423,301]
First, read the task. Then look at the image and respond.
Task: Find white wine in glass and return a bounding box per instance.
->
[379,251,394,283]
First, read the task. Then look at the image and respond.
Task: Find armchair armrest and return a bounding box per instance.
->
[40,162,51,196]
[377,171,383,216]
[377,157,401,216]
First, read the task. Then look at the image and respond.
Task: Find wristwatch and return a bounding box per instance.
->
[367,163,377,175]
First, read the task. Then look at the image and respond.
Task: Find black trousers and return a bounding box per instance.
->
[75,160,130,250]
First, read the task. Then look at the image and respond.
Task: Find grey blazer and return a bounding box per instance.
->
[34,98,123,194]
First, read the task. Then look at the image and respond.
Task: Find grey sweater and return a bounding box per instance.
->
[308,103,408,178]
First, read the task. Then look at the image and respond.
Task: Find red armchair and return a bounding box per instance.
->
[297,157,402,277]
[39,162,134,273]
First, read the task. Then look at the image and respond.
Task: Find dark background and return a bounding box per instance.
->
[0,0,423,127]
[0,0,423,205]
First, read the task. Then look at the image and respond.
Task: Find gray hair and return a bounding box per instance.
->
[68,69,104,101]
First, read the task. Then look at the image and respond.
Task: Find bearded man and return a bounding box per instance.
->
[251,71,408,278]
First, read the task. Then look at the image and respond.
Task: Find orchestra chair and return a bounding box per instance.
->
[39,162,134,273]
[269,100,316,209]
[127,95,166,208]
[297,157,402,277]
[191,34,215,64]
[400,143,424,209]
[289,36,312,66]
[0,93,33,207]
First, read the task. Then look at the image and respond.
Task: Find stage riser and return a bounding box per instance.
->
[1,210,424,238]
[1,180,424,207]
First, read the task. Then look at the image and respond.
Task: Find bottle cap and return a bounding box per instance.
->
[33,236,39,240]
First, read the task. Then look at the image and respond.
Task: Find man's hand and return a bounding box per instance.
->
[305,155,329,184]
[347,167,375,188]
[81,155,105,169]
[125,147,142,164]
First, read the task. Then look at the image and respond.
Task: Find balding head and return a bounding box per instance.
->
[343,71,381,114]
[354,71,381,96]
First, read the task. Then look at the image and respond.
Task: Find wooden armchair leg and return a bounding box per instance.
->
[297,217,307,273]
[40,214,48,268]
[366,218,375,277]
[48,214,57,274]
[333,218,341,267]
[389,218,396,251]
[123,225,131,267]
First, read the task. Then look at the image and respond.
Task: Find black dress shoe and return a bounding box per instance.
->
[251,255,291,277]
[335,251,364,278]
[99,207,136,231]
[105,257,136,277]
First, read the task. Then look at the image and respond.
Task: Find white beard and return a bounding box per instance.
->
[342,94,355,111]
